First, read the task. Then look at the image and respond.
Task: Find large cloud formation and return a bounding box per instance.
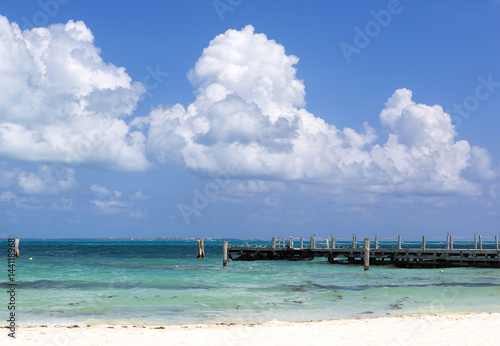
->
[134,25,496,195]
[0,15,149,171]
[0,18,496,196]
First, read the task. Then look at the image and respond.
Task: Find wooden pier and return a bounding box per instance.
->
[225,235,500,269]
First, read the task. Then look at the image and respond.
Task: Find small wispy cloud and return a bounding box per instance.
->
[89,184,148,218]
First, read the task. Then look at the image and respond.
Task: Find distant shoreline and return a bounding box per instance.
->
[0,238,261,241]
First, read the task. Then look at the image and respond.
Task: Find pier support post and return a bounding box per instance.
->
[450,236,453,251]
[352,234,357,249]
[422,236,426,250]
[223,241,228,267]
[496,235,499,251]
[375,234,379,249]
[325,239,329,249]
[282,237,285,248]
[398,234,402,250]
[272,237,276,250]
[364,238,370,271]
[290,237,293,249]
[313,236,316,249]
[479,235,482,250]
[474,233,477,250]
[310,237,314,250]
[300,237,303,249]
[14,238,20,258]
[331,236,335,249]
[447,233,450,250]
[197,240,205,258]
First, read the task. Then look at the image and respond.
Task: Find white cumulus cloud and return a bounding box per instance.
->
[134,25,496,196]
[0,16,149,171]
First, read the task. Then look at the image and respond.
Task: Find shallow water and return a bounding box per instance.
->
[2,240,500,326]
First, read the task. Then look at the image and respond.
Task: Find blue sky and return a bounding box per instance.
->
[0,0,499,239]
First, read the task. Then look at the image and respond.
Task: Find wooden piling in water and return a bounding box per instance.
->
[300,237,303,249]
[398,234,402,250]
[14,238,20,258]
[364,238,370,271]
[310,237,314,250]
[422,236,426,250]
[375,234,379,249]
[223,241,228,267]
[196,240,205,258]
[450,236,453,251]
[282,237,285,248]
[352,234,357,249]
[290,237,293,248]
[496,235,499,251]
[331,236,335,249]
[325,239,329,248]
[272,237,276,250]
[447,233,450,250]
[479,235,483,250]
[474,233,477,250]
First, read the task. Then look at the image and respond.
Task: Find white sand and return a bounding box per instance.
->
[3,313,500,345]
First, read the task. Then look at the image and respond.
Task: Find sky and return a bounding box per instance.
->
[0,0,499,239]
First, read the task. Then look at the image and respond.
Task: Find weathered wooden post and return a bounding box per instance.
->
[278,237,281,248]
[223,241,228,267]
[496,235,499,251]
[398,234,402,250]
[300,237,303,249]
[375,234,379,249]
[352,234,357,249]
[446,233,450,250]
[479,235,483,250]
[282,237,285,248]
[364,238,370,271]
[272,237,276,249]
[331,236,335,249]
[310,236,314,250]
[474,233,477,250]
[15,238,20,258]
[313,236,316,249]
[450,235,453,251]
[422,236,426,250]
[325,239,329,248]
[290,237,293,249]
[196,240,205,258]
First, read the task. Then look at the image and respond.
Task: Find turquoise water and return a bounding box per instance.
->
[2,240,500,326]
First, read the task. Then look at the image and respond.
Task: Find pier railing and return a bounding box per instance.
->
[228,234,500,251]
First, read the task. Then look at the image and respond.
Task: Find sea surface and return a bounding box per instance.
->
[2,240,500,327]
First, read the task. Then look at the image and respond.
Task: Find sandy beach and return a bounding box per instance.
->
[3,312,500,345]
